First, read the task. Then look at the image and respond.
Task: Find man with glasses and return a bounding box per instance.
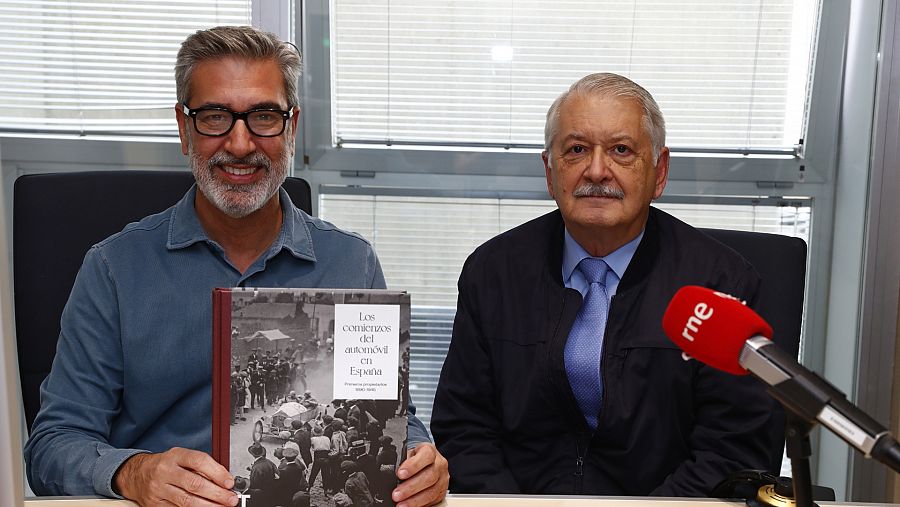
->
[25,26,448,507]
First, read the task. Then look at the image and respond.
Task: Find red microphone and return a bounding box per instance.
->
[662,285,771,375]
[661,285,900,473]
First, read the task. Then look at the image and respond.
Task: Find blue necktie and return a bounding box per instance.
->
[565,257,610,430]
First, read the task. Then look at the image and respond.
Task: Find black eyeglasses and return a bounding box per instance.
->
[181,104,294,137]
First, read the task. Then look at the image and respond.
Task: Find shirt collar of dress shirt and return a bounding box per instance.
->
[562,226,645,297]
[166,185,316,262]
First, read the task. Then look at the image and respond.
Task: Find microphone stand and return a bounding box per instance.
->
[783,412,816,507]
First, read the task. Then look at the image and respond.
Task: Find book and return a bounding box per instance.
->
[213,288,410,507]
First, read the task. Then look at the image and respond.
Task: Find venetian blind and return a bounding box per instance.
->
[319,193,811,425]
[332,0,818,151]
[0,0,251,136]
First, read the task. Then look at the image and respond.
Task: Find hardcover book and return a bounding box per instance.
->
[213,288,410,507]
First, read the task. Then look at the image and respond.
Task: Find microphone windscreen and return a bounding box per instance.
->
[662,286,772,375]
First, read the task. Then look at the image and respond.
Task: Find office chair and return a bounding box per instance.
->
[13,170,312,432]
[701,227,808,475]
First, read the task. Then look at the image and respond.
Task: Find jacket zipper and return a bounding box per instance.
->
[574,433,589,493]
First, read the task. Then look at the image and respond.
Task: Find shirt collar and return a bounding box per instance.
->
[167,185,316,262]
[562,227,645,285]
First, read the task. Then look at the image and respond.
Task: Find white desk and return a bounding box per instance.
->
[21,495,895,507]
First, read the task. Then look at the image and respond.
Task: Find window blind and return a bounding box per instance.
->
[319,193,811,425]
[332,0,818,151]
[0,0,251,136]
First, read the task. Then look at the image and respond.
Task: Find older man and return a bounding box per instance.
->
[24,26,447,507]
[431,73,775,496]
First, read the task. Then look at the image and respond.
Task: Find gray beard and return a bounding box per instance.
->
[189,146,290,218]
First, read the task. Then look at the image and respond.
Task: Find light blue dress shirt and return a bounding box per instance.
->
[24,186,430,498]
[561,228,644,298]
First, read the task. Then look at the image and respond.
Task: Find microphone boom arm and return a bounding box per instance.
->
[740,336,900,472]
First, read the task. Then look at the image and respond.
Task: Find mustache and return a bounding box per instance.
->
[206,151,272,171]
[572,183,624,199]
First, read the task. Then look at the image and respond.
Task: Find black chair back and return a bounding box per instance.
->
[701,227,807,474]
[13,170,312,431]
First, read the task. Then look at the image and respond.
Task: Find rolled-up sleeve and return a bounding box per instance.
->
[406,403,431,448]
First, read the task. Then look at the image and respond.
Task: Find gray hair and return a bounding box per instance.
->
[543,73,665,162]
[175,26,302,107]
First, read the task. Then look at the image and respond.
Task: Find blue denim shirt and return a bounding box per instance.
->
[24,186,430,497]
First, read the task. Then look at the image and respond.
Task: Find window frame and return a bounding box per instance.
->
[0,0,870,498]
[300,0,845,185]
[295,0,860,494]
[0,1,280,139]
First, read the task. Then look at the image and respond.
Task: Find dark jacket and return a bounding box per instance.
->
[276,460,308,504]
[249,457,278,490]
[248,457,279,507]
[376,444,398,468]
[292,427,312,465]
[344,471,374,507]
[431,208,776,497]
